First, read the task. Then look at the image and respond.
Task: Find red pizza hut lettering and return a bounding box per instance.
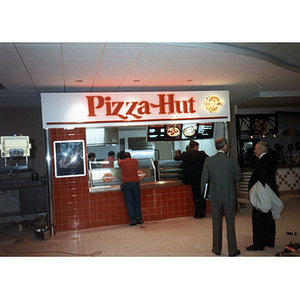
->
[86,94,196,120]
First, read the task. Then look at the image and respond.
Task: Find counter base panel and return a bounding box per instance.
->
[54,184,211,232]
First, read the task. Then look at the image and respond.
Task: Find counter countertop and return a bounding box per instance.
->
[89,180,185,193]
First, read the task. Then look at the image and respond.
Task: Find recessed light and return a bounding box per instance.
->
[187,79,193,82]
[134,79,140,82]
[76,80,83,83]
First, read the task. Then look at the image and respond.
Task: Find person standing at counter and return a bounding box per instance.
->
[201,137,242,256]
[117,151,125,160]
[174,140,208,219]
[102,151,116,168]
[88,152,96,161]
[246,141,278,251]
[118,152,144,227]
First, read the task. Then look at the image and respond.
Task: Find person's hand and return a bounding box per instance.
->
[175,150,181,156]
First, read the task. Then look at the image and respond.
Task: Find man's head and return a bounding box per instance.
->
[124,152,131,159]
[88,152,96,161]
[117,151,125,160]
[108,151,115,157]
[215,137,228,153]
[254,141,269,158]
[189,140,199,150]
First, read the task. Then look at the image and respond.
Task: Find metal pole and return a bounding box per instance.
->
[44,129,56,235]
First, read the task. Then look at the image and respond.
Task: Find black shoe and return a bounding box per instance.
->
[267,244,275,248]
[137,219,144,225]
[229,249,241,257]
[194,215,205,219]
[246,245,264,251]
[130,223,137,227]
[212,249,220,255]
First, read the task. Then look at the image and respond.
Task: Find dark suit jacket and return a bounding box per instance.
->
[174,150,208,184]
[201,152,242,205]
[248,153,278,196]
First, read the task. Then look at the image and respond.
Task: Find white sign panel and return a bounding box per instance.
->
[41,91,230,129]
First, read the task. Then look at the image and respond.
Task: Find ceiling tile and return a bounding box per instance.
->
[15,43,61,59]
[62,43,105,59]
[33,77,64,88]
[24,58,63,69]
[63,59,100,70]
[0,43,19,58]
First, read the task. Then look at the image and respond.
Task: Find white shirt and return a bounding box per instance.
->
[259,152,267,159]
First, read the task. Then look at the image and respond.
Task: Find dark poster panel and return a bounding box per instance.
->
[249,115,277,134]
[277,112,300,136]
[54,140,86,178]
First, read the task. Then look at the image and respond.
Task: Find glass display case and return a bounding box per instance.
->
[89,158,156,188]
[156,160,184,181]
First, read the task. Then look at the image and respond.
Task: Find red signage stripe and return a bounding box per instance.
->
[46,116,228,125]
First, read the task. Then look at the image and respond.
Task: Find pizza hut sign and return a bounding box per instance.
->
[41,91,230,128]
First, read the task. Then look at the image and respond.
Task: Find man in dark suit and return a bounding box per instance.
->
[174,140,208,218]
[246,141,278,251]
[201,137,242,256]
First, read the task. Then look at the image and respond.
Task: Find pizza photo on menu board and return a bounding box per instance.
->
[165,125,182,139]
[182,123,197,139]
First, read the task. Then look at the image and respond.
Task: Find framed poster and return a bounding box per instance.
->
[53,140,86,178]
[277,111,300,136]
[249,115,277,134]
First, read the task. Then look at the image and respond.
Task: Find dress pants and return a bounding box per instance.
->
[191,183,206,217]
[122,182,142,224]
[211,201,238,256]
[252,207,275,249]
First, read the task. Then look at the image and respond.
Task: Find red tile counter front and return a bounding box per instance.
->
[50,128,211,232]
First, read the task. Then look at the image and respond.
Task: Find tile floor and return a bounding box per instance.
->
[1,195,299,300]
[0,195,299,257]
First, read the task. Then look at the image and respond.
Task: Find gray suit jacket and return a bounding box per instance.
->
[201,152,242,205]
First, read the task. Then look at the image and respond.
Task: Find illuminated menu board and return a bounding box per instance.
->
[147,123,214,141]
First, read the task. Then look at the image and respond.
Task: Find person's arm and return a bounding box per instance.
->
[174,151,184,161]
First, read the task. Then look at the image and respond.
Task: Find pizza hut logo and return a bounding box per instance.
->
[202,95,224,113]
[86,94,196,120]
[102,173,114,183]
[138,170,146,180]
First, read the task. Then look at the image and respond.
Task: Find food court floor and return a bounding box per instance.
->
[0,194,299,257]
[1,194,299,300]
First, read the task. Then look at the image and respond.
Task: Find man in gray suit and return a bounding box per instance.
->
[201,137,242,256]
